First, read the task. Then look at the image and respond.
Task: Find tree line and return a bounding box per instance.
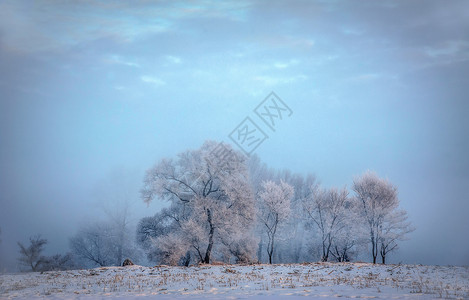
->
[16,140,413,271]
[136,140,413,266]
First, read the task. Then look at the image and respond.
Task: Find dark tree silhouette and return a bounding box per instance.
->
[17,235,47,272]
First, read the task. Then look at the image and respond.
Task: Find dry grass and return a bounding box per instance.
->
[1,263,468,299]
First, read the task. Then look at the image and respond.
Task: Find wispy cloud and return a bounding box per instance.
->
[253,74,308,86]
[341,27,364,36]
[0,1,253,53]
[424,40,469,59]
[107,55,140,68]
[347,73,399,84]
[165,55,182,64]
[141,76,166,86]
[273,59,299,69]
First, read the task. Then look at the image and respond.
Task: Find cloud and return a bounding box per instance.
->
[140,76,166,86]
[253,74,308,86]
[0,0,254,53]
[0,1,173,53]
[340,27,364,36]
[347,73,399,83]
[107,55,140,68]
[165,55,182,64]
[273,59,299,69]
[350,73,382,82]
[424,40,469,59]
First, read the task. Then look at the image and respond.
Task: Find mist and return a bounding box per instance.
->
[1,0,468,272]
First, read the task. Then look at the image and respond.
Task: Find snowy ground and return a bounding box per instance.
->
[1,262,468,299]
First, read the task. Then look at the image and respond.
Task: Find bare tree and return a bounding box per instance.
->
[93,167,139,266]
[141,141,255,265]
[353,171,406,264]
[39,253,75,271]
[303,186,350,262]
[17,235,47,272]
[70,223,113,267]
[257,180,294,264]
[379,209,414,264]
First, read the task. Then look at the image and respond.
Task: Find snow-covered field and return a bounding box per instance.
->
[1,262,468,299]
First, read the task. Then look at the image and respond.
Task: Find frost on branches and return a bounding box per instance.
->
[257,180,294,264]
[353,171,414,264]
[302,186,355,262]
[137,142,413,266]
[139,141,256,265]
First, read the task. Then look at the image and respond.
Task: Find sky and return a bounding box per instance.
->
[0,0,468,270]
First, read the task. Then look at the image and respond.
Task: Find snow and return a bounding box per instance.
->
[1,262,468,299]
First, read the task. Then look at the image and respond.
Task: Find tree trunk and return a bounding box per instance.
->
[266,234,273,264]
[204,209,214,264]
[371,237,377,264]
[257,235,263,263]
[183,252,191,267]
[268,240,273,264]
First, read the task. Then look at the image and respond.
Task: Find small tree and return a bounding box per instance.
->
[70,222,114,267]
[258,180,294,264]
[17,235,47,272]
[39,253,75,271]
[352,171,412,264]
[379,209,414,264]
[303,186,350,262]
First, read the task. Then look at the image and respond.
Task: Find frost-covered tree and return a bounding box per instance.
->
[141,141,256,265]
[353,171,410,264]
[329,199,367,262]
[248,155,317,264]
[303,186,350,262]
[155,231,190,266]
[220,231,258,263]
[379,209,414,264]
[136,207,179,263]
[257,180,294,264]
[248,155,275,263]
[17,235,47,272]
[281,172,317,263]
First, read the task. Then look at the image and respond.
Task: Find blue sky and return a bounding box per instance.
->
[0,0,468,268]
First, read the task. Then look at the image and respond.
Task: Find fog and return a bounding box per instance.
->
[1,0,468,271]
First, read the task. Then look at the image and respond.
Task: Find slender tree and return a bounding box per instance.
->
[379,209,414,264]
[257,180,294,264]
[353,171,409,264]
[303,186,350,261]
